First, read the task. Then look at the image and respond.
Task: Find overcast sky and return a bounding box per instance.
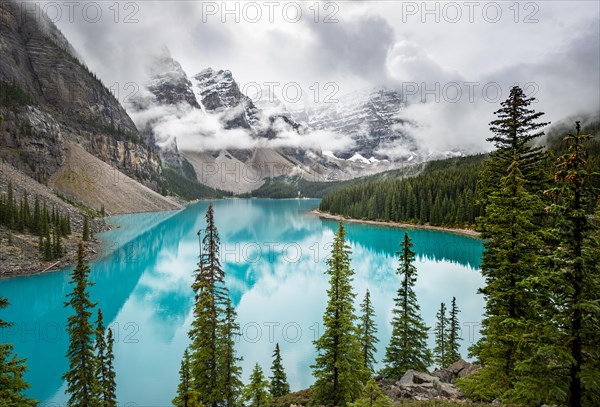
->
[34,0,600,152]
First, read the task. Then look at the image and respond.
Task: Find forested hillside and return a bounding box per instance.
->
[319,120,600,228]
[246,164,425,199]
[319,155,485,227]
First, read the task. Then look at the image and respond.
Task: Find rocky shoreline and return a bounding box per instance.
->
[379,359,481,401]
[0,220,109,278]
[311,210,480,238]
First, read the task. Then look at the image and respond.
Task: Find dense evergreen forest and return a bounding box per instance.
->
[0,182,73,260]
[245,165,424,199]
[319,155,485,227]
[319,121,600,228]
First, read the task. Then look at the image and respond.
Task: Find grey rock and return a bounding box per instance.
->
[0,0,162,188]
[378,369,465,401]
[433,359,482,384]
[305,87,416,160]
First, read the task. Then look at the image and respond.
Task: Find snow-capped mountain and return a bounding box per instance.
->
[146,51,200,109]
[253,88,291,118]
[303,87,416,160]
[192,68,260,129]
[133,52,414,192]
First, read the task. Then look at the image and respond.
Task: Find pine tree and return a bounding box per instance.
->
[63,242,100,406]
[104,328,117,406]
[32,195,41,235]
[95,309,107,397]
[218,297,243,407]
[173,349,201,407]
[382,232,432,378]
[461,86,549,401]
[244,363,271,407]
[0,297,38,406]
[447,297,462,364]
[269,343,290,398]
[44,226,52,260]
[66,214,72,235]
[433,302,450,368]
[95,309,116,406]
[188,203,228,407]
[82,216,90,241]
[312,222,367,406]
[510,122,600,405]
[478,85,550,209]
[21,193,30,232]
[347,379,392,407]
[462,157,545,401]
[358,289,378,374]
[53,224,62,258]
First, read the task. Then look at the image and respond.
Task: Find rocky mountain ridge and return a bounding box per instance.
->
[134,53,408,192]
[0,0,179,214]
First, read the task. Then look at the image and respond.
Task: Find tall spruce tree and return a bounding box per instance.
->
[463,157,545,401]
[312,222,367,406]
[32,195,41,235]
[95,309,116,406]
[447,297,462,364]
[173,349,201,407]
[462,86,549,401]
[64,242,100,406]
[547,123,599,406]
[269,343,290,398]
[0,297,37,406]
[433,302,450,368]
[478,85,550,209]
[510,123,600,405]
[382,232,432,378]
[187,203,229,407]
[358,289,378,374]
[104,328,117,406]
[244,363,271,407]
[95,309,108,403]
[218,297,243,407]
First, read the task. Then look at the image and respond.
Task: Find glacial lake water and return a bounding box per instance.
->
[0,199,484,406]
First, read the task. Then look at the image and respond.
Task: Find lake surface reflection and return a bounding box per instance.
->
[0,199,484,406]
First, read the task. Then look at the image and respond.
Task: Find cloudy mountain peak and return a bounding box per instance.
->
[302,87,416,160]
[192,67,259,129]
[145,51,200,109]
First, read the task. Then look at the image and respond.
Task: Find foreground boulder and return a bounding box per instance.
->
[379,369,463,401]
[433,359,482,384]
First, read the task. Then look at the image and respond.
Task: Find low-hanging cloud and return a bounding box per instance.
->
[24,0,600,156]
[130,98,355,153]
[376,23,600,156]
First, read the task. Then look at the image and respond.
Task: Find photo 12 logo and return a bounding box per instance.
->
[200,1,339,24]
[399,1,540,24]
[241,81,339,104]
[17,1,141,25]
[400,81,539,104]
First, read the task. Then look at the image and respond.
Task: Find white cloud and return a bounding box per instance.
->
[30,0,600,153]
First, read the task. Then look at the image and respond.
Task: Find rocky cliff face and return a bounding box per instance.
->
[304,87,416,160]
[193,68,261,129]
[131,50,200,169]
[146,52,200,109]
[133,56,406,192]
[0,0,162,187]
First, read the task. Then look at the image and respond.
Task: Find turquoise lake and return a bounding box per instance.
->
[0,199,484,406]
